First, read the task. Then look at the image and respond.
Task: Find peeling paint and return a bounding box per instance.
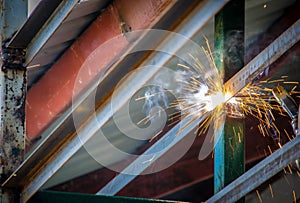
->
[1,68,26,177]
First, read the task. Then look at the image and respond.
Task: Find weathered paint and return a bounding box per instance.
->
[0,0,27,178]
[213,0,245,200]
[0,68,26,176]
[0,0,28,202]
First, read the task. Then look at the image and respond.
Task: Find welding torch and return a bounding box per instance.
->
[272,85,300,170]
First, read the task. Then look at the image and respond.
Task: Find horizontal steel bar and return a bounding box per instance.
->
[206,135,300,203]
[25,0,78,65]
[98,16,300,196]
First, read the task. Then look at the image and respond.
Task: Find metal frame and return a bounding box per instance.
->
[98,18,300,195]
[1,1,299,203]
[2,1,228,202]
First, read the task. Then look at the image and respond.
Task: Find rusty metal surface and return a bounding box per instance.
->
[0,1,27,202]
[0,69,26,176]
[0,0,27,180]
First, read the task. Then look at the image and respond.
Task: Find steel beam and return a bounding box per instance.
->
[1,1,228,202]
[3,2,298,203]
[50,114,277,197]
[8,0,62,48]
[0,1,27,202]
[98,17,300,196]
[25,0,78,65]
[28,190,181,203]
[213,0,245,200]
[224,18,300,96]
[97,117,205,195]
[206,135,300,203]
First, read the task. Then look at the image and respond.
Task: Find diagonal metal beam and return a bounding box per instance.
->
[3,2,299,203]
[206,135,300,203]
[25,0,78,65]
[224,18,300,96]
[97,18,300,196]
[8,0,62,49]
[2,1,228,202]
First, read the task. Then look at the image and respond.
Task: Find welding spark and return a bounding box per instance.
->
[134,37,300,166]
[256,189,263,203]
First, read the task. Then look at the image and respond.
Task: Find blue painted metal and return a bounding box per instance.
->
[25,0,78,65]
[1,0,27,40]
[8,0,62,48]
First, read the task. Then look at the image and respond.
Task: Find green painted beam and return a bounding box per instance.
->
[28,190,184,203]
[214,0,245,202]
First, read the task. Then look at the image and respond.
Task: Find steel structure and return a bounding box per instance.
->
[0,0,299,202]
[98,17,300,195]
[3,1,229,202]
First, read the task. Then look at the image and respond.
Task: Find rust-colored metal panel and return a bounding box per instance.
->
[26,0,173,140]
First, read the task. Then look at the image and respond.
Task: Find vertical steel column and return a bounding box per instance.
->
[0,0,27,202]
[214,0,245,202]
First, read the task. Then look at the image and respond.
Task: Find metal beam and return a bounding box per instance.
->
[206,135,300,203]
[3,2,299,203]
[213,0,245,199]
[98,17,300,196]
[8,0,62,48]
[50,114,276,197]
[28,190,181,203]
[25,0,78,65]
[0,1,27,202]
[224,18,300,97]
[1,1,228,202]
